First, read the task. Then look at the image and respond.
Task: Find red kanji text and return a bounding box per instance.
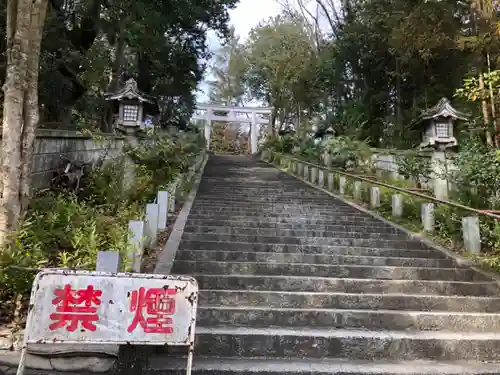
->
[128,287,176,334]
[49,284,102,332]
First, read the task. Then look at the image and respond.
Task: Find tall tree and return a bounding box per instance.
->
[243,15,318,132]
[208,27,247,106]
[0,0,49,246]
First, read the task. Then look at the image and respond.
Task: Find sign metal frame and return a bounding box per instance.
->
[16,270,198,375]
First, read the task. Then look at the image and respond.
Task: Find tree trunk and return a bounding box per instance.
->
[479,72,494,146]
[0,0,48,247]
[486,53,498,148]
[103,25,125,133]
[20,0,48,211]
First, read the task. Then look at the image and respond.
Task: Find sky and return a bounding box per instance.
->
[196,0,283,103]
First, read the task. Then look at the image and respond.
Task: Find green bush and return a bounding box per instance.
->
[0,131,204,323]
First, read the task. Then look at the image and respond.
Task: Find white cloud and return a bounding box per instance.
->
[229,0,281,41]
[196,0,282,103]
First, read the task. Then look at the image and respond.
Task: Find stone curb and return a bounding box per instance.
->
[154,153,209,275]
[261,157,500,286]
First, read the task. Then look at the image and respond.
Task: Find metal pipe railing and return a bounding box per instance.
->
[270,151,500,221]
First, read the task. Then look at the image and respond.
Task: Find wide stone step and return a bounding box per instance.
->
[177,249,457,268]
[197,305,500,331]
[193,197,351,204]
[184,219,397,232]
[180,233,428,249]
[192,274,496,296]
[148,357,500,375]
[199,290,500,312]
[188,209,371,220]
[173,261,487,281]
[178,240,446,258]
[191,201,361,210]
[197,188,329,195]
[183,327,500,361]
[183,224,403,237]
[186,213,380,223]
[196,192,334,199]
[189,206,369,216]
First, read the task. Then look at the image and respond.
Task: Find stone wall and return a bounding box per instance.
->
[31,129,125,189]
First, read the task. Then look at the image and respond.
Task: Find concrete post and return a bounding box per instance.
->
[318,170,325,187]
[127,220,144,272]
[168,182,176,213]
[328,173,334,191]
[431,150,449,200]
[251,111,258,154]
[157,191,169,230]
[354,181,362,200]
[392,194,403,217]
[324,152,331,167]
[462,216,481,254]
[339,176,346,195]
[304,165,309,181]
[96,251,121,273]
[370,187,380,208]
[145,203,159,247]
[297,163,303,176]
[421,203,435,232]
[204,109,212,150]
[311,167,318,185]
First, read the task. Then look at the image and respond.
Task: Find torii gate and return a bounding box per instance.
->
[192,103,273,154]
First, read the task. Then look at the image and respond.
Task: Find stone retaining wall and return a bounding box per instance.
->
[29,129,125,189]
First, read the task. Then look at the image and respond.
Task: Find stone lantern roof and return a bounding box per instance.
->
[419,97,468,122]
[104,78,156,104]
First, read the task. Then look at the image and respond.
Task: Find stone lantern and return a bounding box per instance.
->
[418,97,467,150]
[324,126,336,139]
[105,78,158,135]
[417,97,468,200]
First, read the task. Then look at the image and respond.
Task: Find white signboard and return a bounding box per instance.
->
[17,270,198,375]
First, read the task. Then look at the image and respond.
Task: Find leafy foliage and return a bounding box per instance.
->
[0,0,239,129]
[322,137,373,170]
[270,151,500,273]
[447,137,500,208]
[395,151,433,183]
[0,133,204,323]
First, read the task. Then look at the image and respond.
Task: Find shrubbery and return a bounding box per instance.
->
[267,146,500,273]
[0,132,204,324]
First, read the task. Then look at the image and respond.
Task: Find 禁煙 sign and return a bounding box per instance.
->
[16,270,198,375]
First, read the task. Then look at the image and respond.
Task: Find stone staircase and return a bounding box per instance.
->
[156,155,500,374]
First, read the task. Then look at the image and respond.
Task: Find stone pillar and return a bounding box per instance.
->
[462,216,481,254]
[421,203,435,232]
[354,181,362,200]
[204,109,212,150]
[304,165,309,181]
[323,151,331,167]
[145,203,159,247]
[157,191,169,230]
[339,176,346,195]
[251,111,258,154]
[370,187,380,208]
[311,167,318,184]
[318,170,325,187]
[431,150,449,200]
[328,172,334,190]
[392,194,403,217]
